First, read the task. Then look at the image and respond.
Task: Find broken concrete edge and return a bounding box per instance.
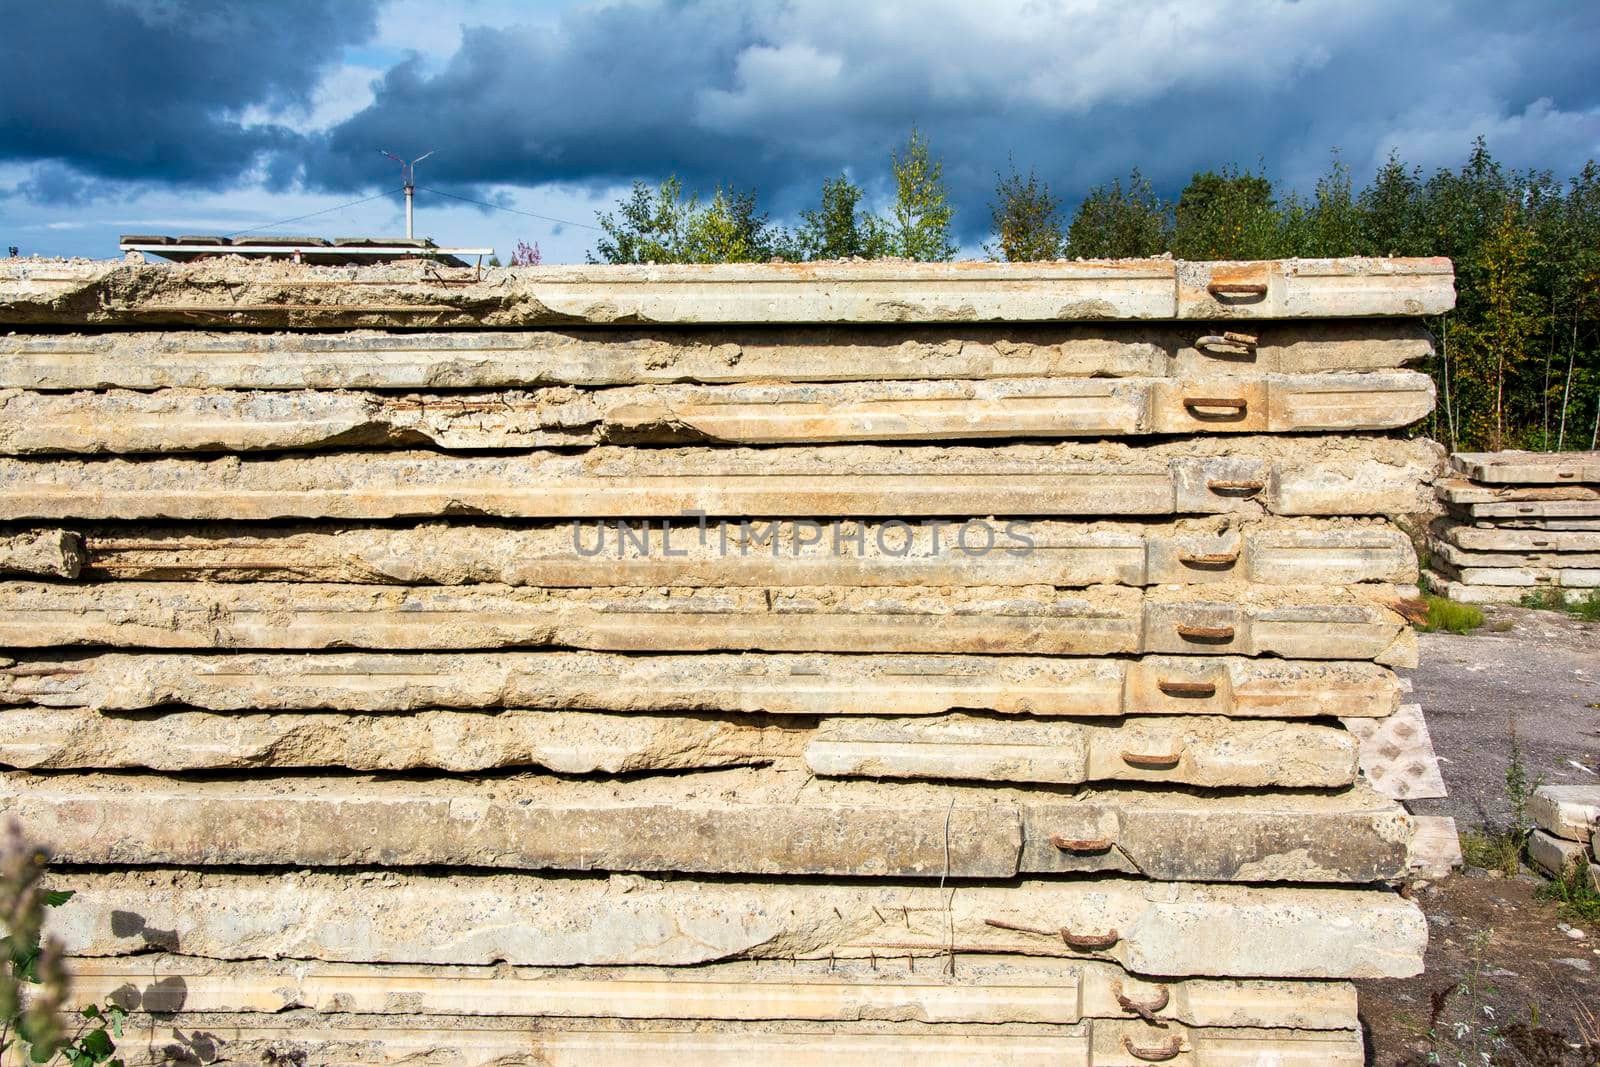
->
[0,435,1449,523]
[53,953,1360,1030]
[0,515,1422,590]
[0,579,1422,666]
[1528,785,1600,842]
[1,709,1364,787]
[0,650,1406,718]
[40,870,1430,979]
[0,256,1456,326]
[0,321,1440,390]
[0,371,1439,453]
[0,769,1410,883]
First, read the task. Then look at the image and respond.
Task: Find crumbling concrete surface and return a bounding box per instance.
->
[0,372,1434,452]
[61,954,1359,1030]
[0,528,84,577]
[0,435,1446,521]
[0,256,1455,327]
[0,321,1436,390]
[60,515,1419,588]
[43,869,1428,978]
[0,769,1409,882]
[0,650,1403,718]
[0,581,1419,663]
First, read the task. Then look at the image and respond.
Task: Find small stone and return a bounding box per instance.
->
[1556,958,1592,972]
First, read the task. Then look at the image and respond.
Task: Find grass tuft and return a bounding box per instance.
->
[1415,594,1485,635]
[1519,586,1600,621]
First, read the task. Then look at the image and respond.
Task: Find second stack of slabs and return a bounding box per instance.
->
[0,256,1453,1065]
[1429,450,1600,603]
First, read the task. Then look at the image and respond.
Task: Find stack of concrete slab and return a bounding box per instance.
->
[0,256,1453,1065]
[1529,785,1600,891]
[1429,450,1600,604]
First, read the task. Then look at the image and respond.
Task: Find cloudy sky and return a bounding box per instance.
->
[3,0,1597,262]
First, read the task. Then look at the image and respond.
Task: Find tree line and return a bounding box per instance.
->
[589,133,1599,452]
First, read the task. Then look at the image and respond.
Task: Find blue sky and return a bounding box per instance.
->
[3,0,1597,262]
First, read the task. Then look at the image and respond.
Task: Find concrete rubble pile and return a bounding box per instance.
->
[0,256,1454,1065]
[1428,449,1600,604]
[1528,785,1600,892]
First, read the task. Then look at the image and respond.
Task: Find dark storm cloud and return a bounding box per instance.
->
[6,0,1598,242]
[0,0,381,194]
[295,0,1600,240]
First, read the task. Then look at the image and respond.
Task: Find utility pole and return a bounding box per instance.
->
[380,150,435,239]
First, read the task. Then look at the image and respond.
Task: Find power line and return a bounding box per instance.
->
[225,189,402,238]
[417,186,602,231]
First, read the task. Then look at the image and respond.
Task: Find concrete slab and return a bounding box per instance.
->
[1437,479,1599,506]
[0,257,1455,327]
[0,651,1404,718]
[1432,561,1600,588]
[0,372,1436,452]
[73,1014,1366,1067]
[1528,829,1588,877]
[1406,816,1463,880]
[0,322,1438,389]
[1433,524,1600,552]
[1341,703,1448,800]
[1451,450,1600,485]
[62,954,1359,1029]
[1529,785,1600,842]
[0,770,1411,883]
[0,704,1357,787]
[0,581,1417,663]
[1425,576,1529,605]
[804,714,1357,787]
[72,516,1419,589]
[1430,540,1600,569]
[0,436,1446,521]
[42,870,1428,978]
[1447,498,1600,519]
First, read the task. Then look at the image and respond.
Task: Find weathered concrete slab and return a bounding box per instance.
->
[1433,523,1600,553]
[1425,576,1528,605]
[63,954,1359,1029]
[0,581,1417,662]
[1528,830,1589,877]
[0,322,1437,390]
[0,373,1436,452]
[0,705,805,774]
[1461,517,1600,532]
[0,651,1404,718]
[1529,785,1600,842]
[1451,450,1600,484]
[0,257,1455,327]
[1407,816,1463,880]
[43,870,1428,978]
[0,704,1358,788]
[1447,498,1600,520]
[1430,540,1600,569]
[1436,478,1600,504]
[0,436,1446,521]
[60,1013,1367,1067]
[1432,560,1600,588]
[0,528,84,577]
[0,770,1410,882]
[72,516,1419,589]
[1341,703,1448,801]
[804,714,1357,787]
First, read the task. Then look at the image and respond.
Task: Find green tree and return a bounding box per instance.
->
[1172,164,1283,260]
[1358,151,1427,256]
[985,159,1064,261]
[590,177,696,264]
[883,128,956,261]
[1280,154,1362,257]
[682,187,776,263]
[1065,168,1173,258]
[787,174,886,260]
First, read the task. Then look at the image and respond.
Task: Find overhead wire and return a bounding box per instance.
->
[225,188,403,238]
[417,186,602,231]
